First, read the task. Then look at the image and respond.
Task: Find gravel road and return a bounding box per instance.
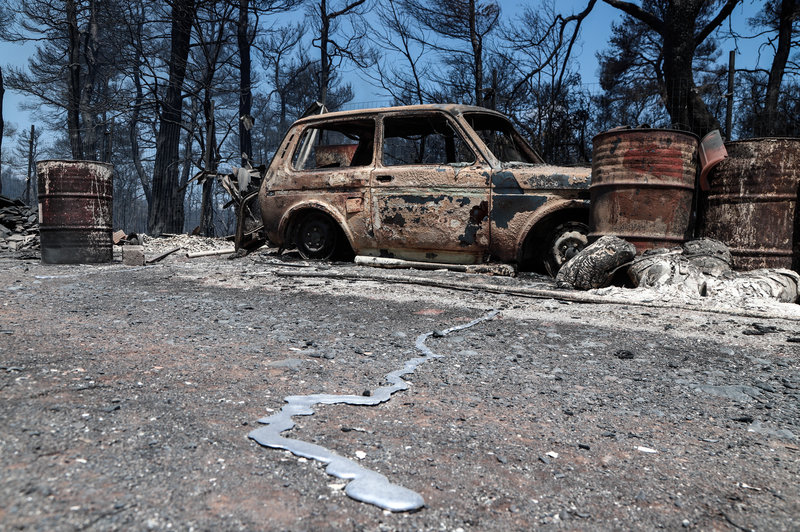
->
[1,243,799,531]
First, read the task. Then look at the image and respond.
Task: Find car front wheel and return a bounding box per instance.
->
[543,221,589,276]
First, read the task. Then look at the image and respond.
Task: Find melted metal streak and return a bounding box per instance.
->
[249,309,500,512]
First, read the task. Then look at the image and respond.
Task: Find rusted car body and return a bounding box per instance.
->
[258,104,591,273]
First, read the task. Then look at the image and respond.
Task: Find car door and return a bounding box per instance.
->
[369,111,491,264]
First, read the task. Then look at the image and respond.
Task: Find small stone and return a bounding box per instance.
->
[614,350,635,360]
[754,382,776,393]
[122,245,145,266]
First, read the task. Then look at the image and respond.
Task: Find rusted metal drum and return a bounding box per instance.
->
[37,160,114,264]
[699,138,800,271]
[590,129,699,251]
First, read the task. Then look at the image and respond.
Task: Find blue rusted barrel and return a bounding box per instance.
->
[590,129,699,252]
[700,138,800,271]
[37,160,114,264]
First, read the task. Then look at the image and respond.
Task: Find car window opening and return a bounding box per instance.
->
[462,112,544,164]
[382,115,475,167]
[292,119,375,170]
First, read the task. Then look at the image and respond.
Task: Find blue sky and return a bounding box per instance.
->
[0,1,763,135]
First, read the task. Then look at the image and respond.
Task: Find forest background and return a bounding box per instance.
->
[0,0,797,237]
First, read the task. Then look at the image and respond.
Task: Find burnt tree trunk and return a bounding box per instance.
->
[317,0,366,107]
[149,0,196,235]
[130,48,151,206]
[319,0,330,106]
[468,0,483,107]
[0,67,4,196]
[129,8,151,206]
[200,100,216,237]
[79,0,99,160]
[238,0,252,165]
[603,0,739,136]
[66,0,84,159]
[761,0,798,135]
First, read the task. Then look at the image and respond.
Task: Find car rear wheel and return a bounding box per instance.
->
[295,212,339,260]
[543,221,589,276]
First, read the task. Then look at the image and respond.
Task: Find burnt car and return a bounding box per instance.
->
[256,104,591,275]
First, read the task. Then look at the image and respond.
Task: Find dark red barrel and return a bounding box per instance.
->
[590,129,699,252]
[36,160,114,264]
[699,138,800,271]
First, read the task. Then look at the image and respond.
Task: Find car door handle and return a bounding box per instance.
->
[376,175,393,182]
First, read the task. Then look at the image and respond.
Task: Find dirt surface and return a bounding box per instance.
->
[1,242,799,531]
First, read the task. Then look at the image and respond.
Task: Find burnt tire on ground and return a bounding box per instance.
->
[556,235,637,290]
[542,221,589,277]
[295,212,340,260]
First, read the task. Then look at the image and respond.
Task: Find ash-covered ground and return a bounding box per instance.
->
[1,241,799,531]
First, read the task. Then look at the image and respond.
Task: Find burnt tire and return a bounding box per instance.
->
[295,212,339,260]
[543,221,589,277]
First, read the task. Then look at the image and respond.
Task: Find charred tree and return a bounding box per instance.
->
[313,0,370,107]
[237,0,253,165]
[149,0,196,235]
[602,0,740,136]
[756,0,800,135]
[368,0,430,104]
[402,0,500,107]
[66,0,84,159]
[0,67,4,196]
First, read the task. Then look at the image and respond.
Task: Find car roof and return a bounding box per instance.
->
[293,103,509,126]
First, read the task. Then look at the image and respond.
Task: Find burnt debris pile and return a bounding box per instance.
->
[557,237,800,304]
[0,196,39,252]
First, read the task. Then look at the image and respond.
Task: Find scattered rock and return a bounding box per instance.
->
[0,196,39,253]
[747,421,797,440]
[267,358,305,370]
[693,384,762,402]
